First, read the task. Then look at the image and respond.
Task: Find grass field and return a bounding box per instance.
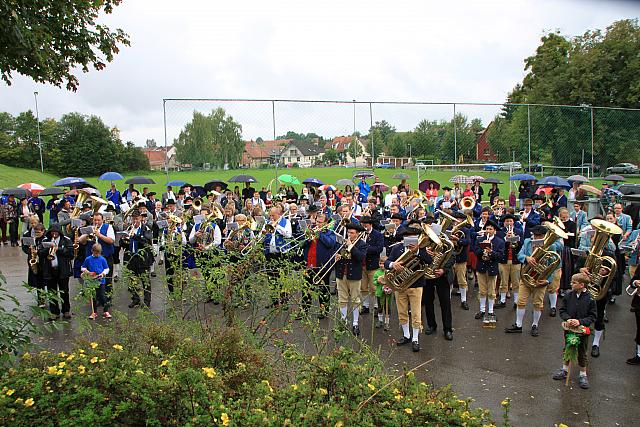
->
[1,164,639,201]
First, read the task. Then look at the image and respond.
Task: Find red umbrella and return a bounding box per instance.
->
[18,183,45,195]
[371,182,389,192]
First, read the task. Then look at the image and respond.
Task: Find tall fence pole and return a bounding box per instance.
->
[453,103,457,171]
[272,100,278,182]
[527,105,531,169]
[34,92,44,173]
[163,99,169,181]
[353,100,357,168]
[369,102,374,170]
[590,107,595,178]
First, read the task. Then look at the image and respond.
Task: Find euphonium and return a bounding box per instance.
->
[584,219,622,300]
[521,222,568,288]
[193,197,203,211]
[424,224,455,280]
[384,225,436,292]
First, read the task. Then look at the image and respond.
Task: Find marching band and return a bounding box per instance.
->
[6,175,640,389]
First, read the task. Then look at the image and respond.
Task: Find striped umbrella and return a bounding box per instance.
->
[449,175,469,184]
[18,183,45,195]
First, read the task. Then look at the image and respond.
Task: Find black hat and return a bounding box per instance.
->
[359,216,374,224]
[485,219,500,230]
[390,213,405,221]
[185,196,193,202]
[442,186,452,191]
[452,211,467,220]
[531,225,547,236]
[82,201,92,209]
[345,223,365,232]
[166,198,176,205]
[130,209,142,218]
[105,204,116,212]
[307,204,319,213]
[502,214,516,222]
[147,192,156,197]
[47,223,62,236]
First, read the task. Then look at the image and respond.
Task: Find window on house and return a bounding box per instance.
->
[297,157,300,162]
[290,150,296,156]
[483,149,490,156]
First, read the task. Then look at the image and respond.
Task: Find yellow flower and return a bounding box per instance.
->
[367,383,376,391]
[132,357,139,365]
[160,359,169,367]
[78,349,85,354]
[90,357,98,364]
[335,422,344,427]
[112,344,123,351]
[66,354,75,361]
[202,367,216,378]
[90,342,98,349]
[394,394,402,401]
[557,424,569,427]
[78,365,86,374]
[22,352,30,359]
[319,388,328,396]
[261,380,273,393]
[57,361,66,369]
[291,384,298,391]
[99,358,106,363]
[56,369,63,376]
[24,398,34,407]
[404,408,413,415]
[501,398,510,407]
[6,389,15,396]
[58,352,67,358]
[220,412,230,426]
[150,345,160,354]
[14,398,23,405]
[135,369,144,375]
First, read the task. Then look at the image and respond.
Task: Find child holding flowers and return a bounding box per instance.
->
[81,243,111,319]
[374,257,392,331]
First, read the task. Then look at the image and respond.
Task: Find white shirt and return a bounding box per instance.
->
[251,197,265,211]
[269,217,292,253]
[384,193,398,207]
[95,223,116,243]
[189,223,222,247]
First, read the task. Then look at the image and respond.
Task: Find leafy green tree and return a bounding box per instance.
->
[0,0,130,91]
[174,108,244,169]
[347,137,363,162]
[322,148,339,164]
[367,120,395,161]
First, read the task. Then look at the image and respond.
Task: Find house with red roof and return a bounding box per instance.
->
[476,123,498,162]
[324,136,369,166]
[241,139,290,168]
[141,146,178,171]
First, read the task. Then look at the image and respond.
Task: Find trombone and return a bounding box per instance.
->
[310,230,365,286]
[239,213,284,256]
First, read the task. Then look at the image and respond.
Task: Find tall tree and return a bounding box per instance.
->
[367,120,395,161]
[0,0,130,91]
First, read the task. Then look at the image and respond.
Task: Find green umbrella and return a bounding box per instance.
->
[278,174,301,185]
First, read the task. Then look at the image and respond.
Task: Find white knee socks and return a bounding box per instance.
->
[513,292,518,303]
[636,344,640,357]
[515,308,525,327]
[352,308,359,326]
[362,295,369,308]
[593,329,603,347]
[479,298,486,312]
[548,293,558,309]
[412,327,420,343]
[487,299,495,314]
[401,323,410,339]
[532,310,542,327]
[460,288,467,302]
[500,292,507,303]
[340,306,347,320]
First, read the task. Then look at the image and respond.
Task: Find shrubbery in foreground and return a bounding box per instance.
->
[0,318,495,426]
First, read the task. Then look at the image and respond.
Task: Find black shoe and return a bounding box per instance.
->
[151,272,157,277]
[352,325,360,336]
[626,355,640,365]
[549,307,557,317]
[603,313,609,323]
[444,330,453,341]
[505,324,523,333]
[513,302,517,309]
[412,341,420,352]
[474,311,485,320]
[495,301,507,309]
[552,369,568,380]
[424,326,437,335]
[360,306,370,314]
[579,376,589,389]
[609,296,616,304]
[396,336,411,346]
[591,345,600,358]
[461,301,469,310]
[62,312,72,320]
[128,301,140,308]
[530,325,539,337]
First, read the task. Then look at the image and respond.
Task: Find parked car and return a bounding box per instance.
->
[499,162,522,171]
[483,164,500,172]
[578,163,600,173]
[376,162,393,169]
[606,163,639,175]
[524,164,544,173]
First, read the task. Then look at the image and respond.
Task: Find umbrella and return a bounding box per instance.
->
[371,182,390,192]
[392,173,410,180]
[82,187,102,197]
[192,186,206,197]
[203,180,228,192]
[98,172,124,181]
[536,176,571,189]
[418,180,440,192]
[18,183,45,195]
[53,177,90,187]
[228,174,257,183]
[166,179,186,187]
[125,176,156,185]
[578,184,602,197]
[353,170,375,180]
[278,174,301,185]
[39,187,66,196]
[468,175,485,182]
[449,175,469,184]
[2,187,31,198]
[336,179,356,187]
[603,188,623,197]
[483,177,503,184]
[509,173,537,181]
[604,174,626,182]
[535,187,553,196]
[622,194,640,202]
[318,184,336,192]
[617,184,640,196]
[566,175,589,183]
[303,178,323,186]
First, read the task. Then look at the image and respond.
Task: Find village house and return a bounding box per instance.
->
[324,136,369,166]
[141,146,178,171]
[279,140,325,167]
[241,139,289,168]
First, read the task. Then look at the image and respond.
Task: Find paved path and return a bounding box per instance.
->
[1,243,637,426]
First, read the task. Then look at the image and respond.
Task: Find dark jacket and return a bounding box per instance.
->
[334,238,367,280]
[453,226,471,263]
[38,225,74,279]
[520,210,541,238]
[364,229,384,270]
[302,229,337,266]
[473,234,504,276]
[560,290,597,327]
[497,227,524,265]
[384,243,433,288]
[121,224,154,273]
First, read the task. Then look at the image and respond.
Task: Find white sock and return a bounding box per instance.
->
[450,285,453,298]
[460,288,467,302]
[412,327,420,343]
[352,308,359,326]
[340,307,347,320]
[636,344,640,357]
[479,298,486,312]
[401,323,410,339]
[593,330,602,347]
[150,263,155,273]
[513,292,518,303]
[548,293,558,309]
[487,299,495,314]
[562,364,569,371]
[516,308,526,327]
[362,295,369,308]
[532,311,542,327]
[500,292,507,303]
[159,250,164,262]
[378,313,384,321]
[579,370,587,377]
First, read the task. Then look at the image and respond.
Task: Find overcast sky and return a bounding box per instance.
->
[1,0,638,145]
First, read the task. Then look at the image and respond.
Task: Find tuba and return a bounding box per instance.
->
[584,219,622,300]
[67,190,91,233]
[450,212,474,256]
[521,222,568,288]
[384,225,436,292]
[424,222,455,280]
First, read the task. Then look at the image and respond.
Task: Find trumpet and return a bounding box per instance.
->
[29,245,39,274]
[311,231,365,285]
[48,244,57,260]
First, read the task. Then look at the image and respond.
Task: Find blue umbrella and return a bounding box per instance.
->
[303,178,323,186]
[509,173,536,181]
[98,172,124,181]
[166,179,186,187]
[53,177,90,187]
[536,176,571,189]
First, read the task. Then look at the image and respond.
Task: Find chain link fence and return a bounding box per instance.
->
[163,99,640,176]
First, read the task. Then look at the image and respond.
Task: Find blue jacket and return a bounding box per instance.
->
[518,237,563,282]
[497,227,524,264]
[473,234,504,276]
[453,226,471,263]
[519,210,541,238]
[570,210,589,232]
[84,223,115,259]
[334,239,367,280]
[364,229,384,270]
[302,229,337,266]
[384,243,432,288]
[357,181,371,198]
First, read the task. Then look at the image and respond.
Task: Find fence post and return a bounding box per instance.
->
[527,105,531,169]
[590,106,595,178]
[453,103,457,171]
[370,102,374,170]
[272,100,278,182]
[163,99,169,181]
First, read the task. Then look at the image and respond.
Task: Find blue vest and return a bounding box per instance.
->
[264,217,288,254]
[85,223,114,258]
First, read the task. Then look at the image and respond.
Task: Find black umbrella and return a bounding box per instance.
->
[1,187,31,198]
[604,174,625,182]
[39,187,66,196]
[618,184,640,196]
[228,174,257,183]
[125,176,156,185]
[622,194,640,202]
[353,170,375,180]
[483,177,503,184]
[204,180,229,191]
